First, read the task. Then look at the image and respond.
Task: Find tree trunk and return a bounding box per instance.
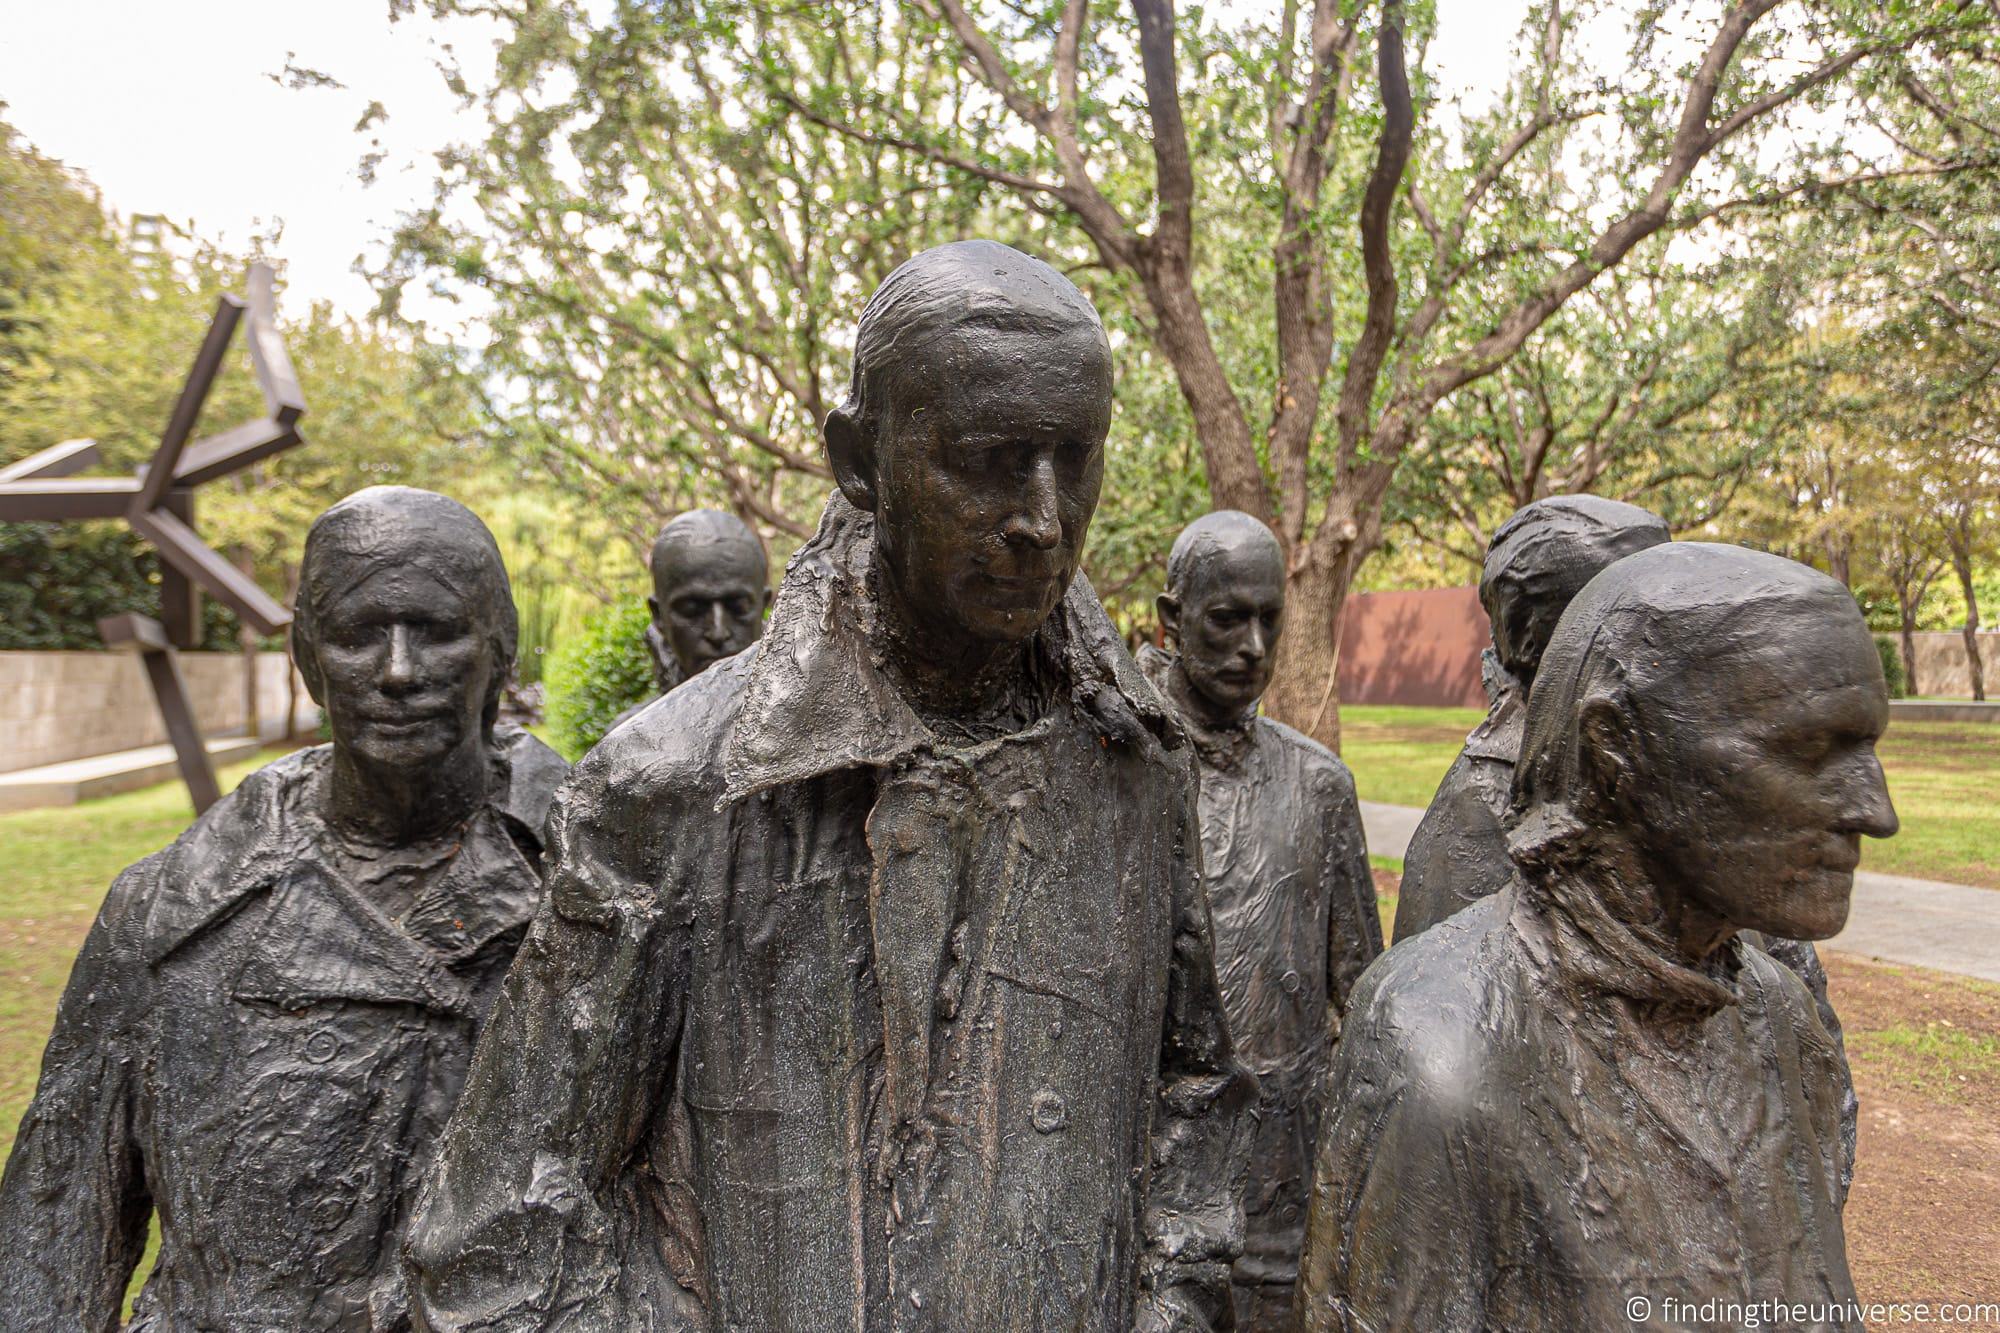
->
[1899,607,1919,699]
[1956,553,1985,702]
[1263,550,1354,756]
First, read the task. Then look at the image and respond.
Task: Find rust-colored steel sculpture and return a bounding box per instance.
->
[0,263,306,811]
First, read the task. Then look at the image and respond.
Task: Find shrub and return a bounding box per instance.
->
[1875,635,1907,700]
[542,598,654,760]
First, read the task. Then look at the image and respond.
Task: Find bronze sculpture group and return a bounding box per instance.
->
[0,241,1898,1332]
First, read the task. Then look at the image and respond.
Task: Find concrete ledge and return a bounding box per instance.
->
[1891,699,2000,725]
[0,735,268,812]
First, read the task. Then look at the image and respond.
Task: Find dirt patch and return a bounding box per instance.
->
[1828,952,2000,1327]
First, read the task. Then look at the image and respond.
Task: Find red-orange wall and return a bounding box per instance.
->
[1337,586,1490,709]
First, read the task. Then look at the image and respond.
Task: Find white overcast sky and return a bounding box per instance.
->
[0,0,1531,321]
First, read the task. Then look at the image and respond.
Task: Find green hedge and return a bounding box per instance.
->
[543,598,654,760]
[0,521,238,649]
[1875,635,1907,700]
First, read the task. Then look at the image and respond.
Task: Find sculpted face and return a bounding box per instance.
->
[1624,604,1898,940]
[865,324,1111,647]
[649,515,770,677]
[313,563,497,773]
[1161,517,1286,720]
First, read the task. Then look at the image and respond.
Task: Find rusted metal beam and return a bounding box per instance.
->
[0,438,100,482]
[132,294,245,516]
[100,613,222,813]
[130,505,291,635]
[0,478,141,521]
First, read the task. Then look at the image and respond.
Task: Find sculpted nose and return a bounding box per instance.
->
[705,603,730,644]
[1837,754,1899,840]
[382,624,419,690]
[1245,620,1269,662]
[1002,455,1062,552]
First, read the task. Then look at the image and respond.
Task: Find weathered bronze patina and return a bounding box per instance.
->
[1138,510,1381,1332]
[408,242,1253,1332]
[1296,543,1897,1333]
[1392,495,1856,1178]
[0,487,567,1330]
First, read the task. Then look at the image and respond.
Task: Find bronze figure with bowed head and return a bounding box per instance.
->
[1294,543,1897,1333]
[1136,510,1381,1332]
[408,241,1254,1332]
[0,487,568,1331]
[1393,494,1857,1183]
[1394,494,1669,939]
[644,509,771,693]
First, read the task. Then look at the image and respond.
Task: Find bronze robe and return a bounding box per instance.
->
[1135,647,1380,1332]
[409,498,1254,1332]
[1296,880,1857,1333]
[0,730,567,1331]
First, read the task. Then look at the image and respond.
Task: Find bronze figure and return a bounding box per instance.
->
[642,509,771,694]
[408,242,1254,1332]
[1295,543,1897,1332]
[0,487,568,1330]
[1138,510,1381,1332]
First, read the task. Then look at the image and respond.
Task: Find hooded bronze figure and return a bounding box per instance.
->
[1392,495,1856,1179]
[1295,543,1897,1333]
[0,487,568,1330]
[1137,510,1381,1332]
[407,242,1254,1332]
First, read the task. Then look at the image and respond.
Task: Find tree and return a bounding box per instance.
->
[699,0,2000,747]
[376,0,1003,554]
[1389,242,1808,569]
[0,124,484,656]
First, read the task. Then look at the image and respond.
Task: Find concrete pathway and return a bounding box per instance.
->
[1359,801,2000,984]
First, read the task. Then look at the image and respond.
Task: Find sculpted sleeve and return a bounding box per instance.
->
[1391,755,1510,941]
[407,743,697,1330]
[1136,776,1259,1333]
[0,860,156,1331]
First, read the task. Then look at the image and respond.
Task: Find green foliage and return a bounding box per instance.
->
[0,521,237,650]
[542,599,654,760]
[1877,635,1908,700]
[0,112,485,647]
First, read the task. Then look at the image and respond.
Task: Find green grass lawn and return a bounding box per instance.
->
[1341,705,2000,891]
[0,747,292,1309]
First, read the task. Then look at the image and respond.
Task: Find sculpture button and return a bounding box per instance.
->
[1030,1089,1067,1133]
[303,1031,341,1064]
[1280,969,1302,995]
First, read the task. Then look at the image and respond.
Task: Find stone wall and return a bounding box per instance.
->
[1905,631,2000,700]
[0,651,318,774]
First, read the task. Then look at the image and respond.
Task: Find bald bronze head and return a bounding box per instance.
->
[1510,542,1898,949]
[1480,495,1670,691]
[647,509,770,679]
[823,240,1113,655]
[1158,510,1286,726]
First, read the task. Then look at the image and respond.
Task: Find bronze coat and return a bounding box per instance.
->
[409,498,1254,1332]
[1296,880,1857,1333]
[0,730,567,1331]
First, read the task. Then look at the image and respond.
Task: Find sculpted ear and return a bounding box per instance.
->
[1577,691,1637,809]
[1157,591,1182,647]
[824,406,878,513]
[647,594,661,622]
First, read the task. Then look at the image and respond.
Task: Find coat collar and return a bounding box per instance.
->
[720,493,1178,804]
[142,733,561,970]
[1462,648,1527,764]
[1134,643,1258,773]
